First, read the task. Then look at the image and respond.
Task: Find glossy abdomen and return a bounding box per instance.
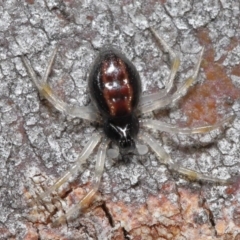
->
[88,46,141,118]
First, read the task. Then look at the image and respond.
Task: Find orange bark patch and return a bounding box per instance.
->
[181,28,240,126]
[225,36,239,52]
[25,0,34,4]
[232,64,240,77]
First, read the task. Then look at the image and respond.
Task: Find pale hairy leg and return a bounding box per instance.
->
[139,46,204,114]
[140,115,235,134]
[52,137,110,226]
[139,131,231,184]
[37,132,102,202]
[21,48,99,122]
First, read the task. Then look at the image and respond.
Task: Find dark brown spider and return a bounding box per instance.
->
[22,28,234,226]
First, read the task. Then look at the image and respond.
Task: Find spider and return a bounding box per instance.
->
[22,27,234,226]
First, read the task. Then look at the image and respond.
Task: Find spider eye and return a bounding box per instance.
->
[119,136,135,149]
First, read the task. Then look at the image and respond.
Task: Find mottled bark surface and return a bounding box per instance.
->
[0,0,240,239]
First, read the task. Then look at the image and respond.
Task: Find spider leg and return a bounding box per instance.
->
[52,137,109,227]
[139,46,204,114]
[139,28,180,108]
[140,115,235,134]
[37,132,101,202]
[21,48,99,122]
[170,47,204,104]
[150,27,180,95]
[139,131,231,184]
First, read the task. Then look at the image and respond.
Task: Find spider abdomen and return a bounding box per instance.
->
[88,46,141,149]
[88,46,141,118]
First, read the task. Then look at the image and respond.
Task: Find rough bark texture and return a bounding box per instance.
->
[0,0,240,239]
